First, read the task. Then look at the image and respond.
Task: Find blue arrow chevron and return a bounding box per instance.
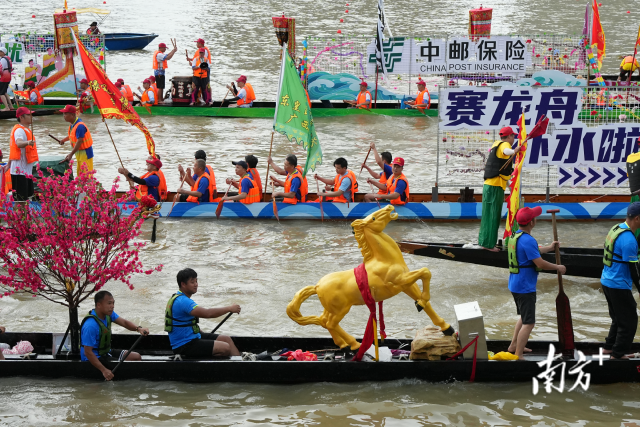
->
[587,168,601,186]
[558,167,572,186]
[618,167,628,186]
[602,168,616,186]
[573,168,587,186]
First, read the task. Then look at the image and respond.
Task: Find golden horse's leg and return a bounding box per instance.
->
[402,269,452,334]
[320,306,360,351]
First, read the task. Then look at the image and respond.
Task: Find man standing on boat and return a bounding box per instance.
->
[363,157,409,205]
[600,202,640,360]
[0,47,14,112]
[81,290,149,381]
[315,158,358,203]
[405,80,431,111]
[57,105,94,176]
[9,107,38,201]
[118,157,167,202]
[478,127,522,251]
[343,81,371,109]
[507,207,564,360]
[76,78,93,113]
[166,268,241,358]
[225,76,255,108]
[153,40,178,101]
[270,154,308,204]
[177,159,214,203]
[222,160,260,204]
[190,48,211,106]
[361,142,393,196]
[618,56,640,82]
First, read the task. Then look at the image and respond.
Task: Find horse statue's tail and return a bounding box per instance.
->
[286,285,322,326]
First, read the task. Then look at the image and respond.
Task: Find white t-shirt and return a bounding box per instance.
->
[30,91,38,102]
[10,128,35,177]
[156,53,167,69]
[146,89,155,103]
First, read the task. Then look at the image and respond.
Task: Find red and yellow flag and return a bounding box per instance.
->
[591,0,606,69]
[74,36,157,156]
[503,113,527,240]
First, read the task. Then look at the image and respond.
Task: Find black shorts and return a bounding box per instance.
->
[173,333,219,357]
[512,292,536,325]
[11,174,34,201]
[0,81,9,96]
[99,348,127,363]
[155,74,166,89]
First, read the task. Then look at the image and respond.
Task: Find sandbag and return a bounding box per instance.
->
[410,325,461,360]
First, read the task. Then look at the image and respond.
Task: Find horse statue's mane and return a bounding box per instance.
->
[352,219,373,262]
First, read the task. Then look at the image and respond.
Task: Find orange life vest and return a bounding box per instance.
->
[356,90,371,109]
[152,50,168,70]
[10,124,39,164]
[25,88,44,105]
[192,56,210,78]
[122,85,134,102]
[386,173,409,205]
[331,169,358,203]
[415,89,431,110]
[621,56,640,71]
[186,172,213,203]
[135,170,168,202]
[237,83,256,107]
[283,168,309,204]
[2,168,11,194]
[68,119,93,151]
[248,167,262,200]
[192,47,212,63]
[378,166,390,195]
[239,174,260,204]
[295,166,309,201]
[151,83,159,103]
[141,88,156,106]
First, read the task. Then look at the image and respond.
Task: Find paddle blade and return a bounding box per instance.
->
[556,291,575,354]
[273,199,280,221]
[215,201,224,219]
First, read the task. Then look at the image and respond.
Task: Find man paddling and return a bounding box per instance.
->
[361,142,393,196]
[153,41,178,100]
[270,154,308,204]
[9,107,39,201]
[245,155,262,201]
[343,81,371,109]
[507,207,564,360]
[118,157,167,202]
[363,157,409,205]
[165,268,241,358]
[222,160,260,204]
[177,159,214,203]
[405,80,431,111]
[225,76,256,108]
[178,151,217,200]
[57,105,94,176]
[600,202,640,360]
[478,126,522,251]
[80,290,149,381]
[315,158,358,203]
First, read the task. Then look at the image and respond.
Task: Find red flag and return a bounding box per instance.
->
[591,0,606,68]
[527,115,549,140]
[74,37,157,156]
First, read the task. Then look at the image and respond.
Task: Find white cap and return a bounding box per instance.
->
[0,47,7,54]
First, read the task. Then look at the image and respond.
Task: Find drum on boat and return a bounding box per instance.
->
[170,76,193,104]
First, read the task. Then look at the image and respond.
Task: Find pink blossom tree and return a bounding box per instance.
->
[0,167,162,354]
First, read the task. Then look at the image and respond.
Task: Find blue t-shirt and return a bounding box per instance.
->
[508,232,541,294]
[143,174,160,202]
[382,163,393,180]
[196,176,210,202]
[338,175,352,202]
[167,291,201,349]
[80,309,120,361]
[73,119,94,160]
[394,180,408,202]
[240,176,254,194]
[289,176,302,201]
[601,223,638,290]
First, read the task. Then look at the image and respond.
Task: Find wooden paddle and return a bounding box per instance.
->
[547,209,575,358]
[369,182,382,209]
[216,182,233,219]
[111,334,145,375]
[356,147,372,182]
[167,171,188,217]
[316,178,324,222]
[271,181,280,222]
[211,312,234,334]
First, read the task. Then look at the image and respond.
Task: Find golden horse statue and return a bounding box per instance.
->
[287,205,452,350]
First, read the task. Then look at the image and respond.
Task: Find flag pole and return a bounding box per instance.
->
[264,41,288,200]
[374,67,379,109]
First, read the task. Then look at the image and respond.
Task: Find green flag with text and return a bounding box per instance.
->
[273,51,322,177]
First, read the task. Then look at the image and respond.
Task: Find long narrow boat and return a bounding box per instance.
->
[397,241,603,278]
[1,332,638,383]
[0,108,59,120]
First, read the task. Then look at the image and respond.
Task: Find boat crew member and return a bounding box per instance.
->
[364,157,409,205]
[0,47,15,112]
[189,38,212,63]
[343,81,371,110]
[507,207,564,360]
[178,150,217,199]
[405,80,431,111]
[23,81,44,105]
[118,79,135,104]
[9,107,38,201]
[222,160,260,203]
[315,157,358,203]
[270,154,308,204]
[191,48,211,106]
[118,157,167,202]
[177,159,214,203]
[360,142,392,195]
[166,268,241,358]
[153,40,178,101]
[600,202,640,360]
[57,105,94,176]
[245,155,262,201]
[148,75,159,101]
[626,149,640,237]
[135,79,156,107]
[619,56,640,81]
[81,290,149,381]
[86,22,101,35]
[225,75,256,108]
[478,126,522,251]
[77,78,93,113]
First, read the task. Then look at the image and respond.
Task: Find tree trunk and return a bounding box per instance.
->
[69,305,80,356]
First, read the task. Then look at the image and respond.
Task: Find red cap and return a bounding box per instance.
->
[499,126,516,137]
[117,78,124,83]
[148,75,156,82]
[392,157,405,167]
[195,38,205,44]
[26,81,35,88]
[143,78,151,84]
[416,80,426,86]
[359,81,368,87]
[198,47,206,53]
[236,75,247,83]
[114,81,122,88]
[59,105,76,114]
[146,158,163,170]
[16,106,34,118]
[79,78,89,84]
[516,206,542,225]
[158,42,167,48]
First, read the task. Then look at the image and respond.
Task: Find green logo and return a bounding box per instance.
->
[368,37,405,73]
